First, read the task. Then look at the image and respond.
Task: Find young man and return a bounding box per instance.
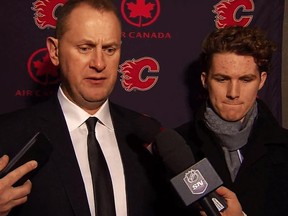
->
[176,26,288,216]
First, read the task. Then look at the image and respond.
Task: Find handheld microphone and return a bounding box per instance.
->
[131,114,163,151]
[153,128,227,216]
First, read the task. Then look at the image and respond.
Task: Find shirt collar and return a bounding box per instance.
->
[57,86,113,132]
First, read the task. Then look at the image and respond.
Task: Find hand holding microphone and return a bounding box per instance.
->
[131,117,244,216]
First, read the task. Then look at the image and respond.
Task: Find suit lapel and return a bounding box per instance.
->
[109,106,137,215]
[36,97,91,216]
[109,103,158,216]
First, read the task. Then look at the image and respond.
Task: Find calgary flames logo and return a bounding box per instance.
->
[121,0,160,27]
[213,0,254,28]
[31,0,67,29]
[118,57,159,92]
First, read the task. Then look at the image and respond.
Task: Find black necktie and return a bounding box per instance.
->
[86,117,116,216]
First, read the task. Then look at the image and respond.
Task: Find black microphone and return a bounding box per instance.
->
[131,114,163,151]
[153,128,227,216]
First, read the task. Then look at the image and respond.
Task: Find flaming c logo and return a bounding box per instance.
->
[32,0,67,29]
[27,48,61,85]
[118,57,159,92]
[213,0,254,28]
[121,0,160,27]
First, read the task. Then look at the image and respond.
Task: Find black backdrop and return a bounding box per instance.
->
[0,0,284,128]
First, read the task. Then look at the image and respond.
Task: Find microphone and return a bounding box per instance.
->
[131,114,163,151]
[153,128,227,216]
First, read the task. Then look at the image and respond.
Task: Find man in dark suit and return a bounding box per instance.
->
[176,26,288,216]
[0,0,169,215]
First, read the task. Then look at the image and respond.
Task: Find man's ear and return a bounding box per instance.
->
[46,37,59,66]
[258,71,267,90]
[201,72,207,89]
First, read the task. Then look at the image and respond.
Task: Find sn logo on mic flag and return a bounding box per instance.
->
[170,158,223,206]
[183,169,208,195]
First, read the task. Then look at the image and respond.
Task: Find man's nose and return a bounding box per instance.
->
[89,49,106,72]
[226,81,240,99]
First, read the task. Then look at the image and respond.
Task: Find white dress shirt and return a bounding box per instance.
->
[57,87,127,216]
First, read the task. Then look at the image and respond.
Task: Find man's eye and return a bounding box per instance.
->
[241,78,253,83]
[78,46,93,54]
[215,77,227,82]
[103,47,117,56]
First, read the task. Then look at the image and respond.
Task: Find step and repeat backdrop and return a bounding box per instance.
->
[0,0,284,128]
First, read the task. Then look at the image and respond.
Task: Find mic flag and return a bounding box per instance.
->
[153,128,227,215]
[170,158,223,206]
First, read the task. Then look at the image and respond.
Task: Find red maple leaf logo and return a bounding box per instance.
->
[127,0,155,18]
[33,54,59,78]
[121,0,160,27]
[27,48,61,85]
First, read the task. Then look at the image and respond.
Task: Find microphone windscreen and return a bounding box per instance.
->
[132,114,162,145]
[153,128,195,174]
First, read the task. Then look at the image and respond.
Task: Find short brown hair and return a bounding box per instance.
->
[56,0,120,39]
[201,26,277,74]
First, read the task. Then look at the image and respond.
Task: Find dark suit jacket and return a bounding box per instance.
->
[0,96,176,216]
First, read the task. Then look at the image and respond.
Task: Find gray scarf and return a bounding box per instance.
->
[204,102,258,181]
